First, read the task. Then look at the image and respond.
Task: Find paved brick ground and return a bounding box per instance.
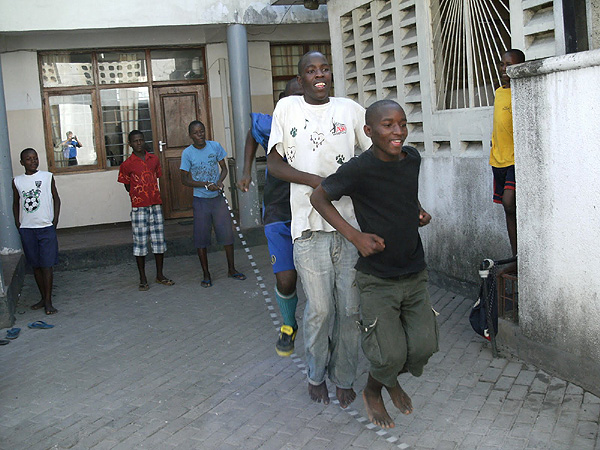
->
[1,245,599,449]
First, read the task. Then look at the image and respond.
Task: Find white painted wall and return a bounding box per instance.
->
[0,1,327,32]
[510,49,600,365]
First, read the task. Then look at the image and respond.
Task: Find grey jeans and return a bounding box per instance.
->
[294,230,361,388]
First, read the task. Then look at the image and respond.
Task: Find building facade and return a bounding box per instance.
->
[326,0,600,393]
[0,0,330,229]
[327,0,598,285]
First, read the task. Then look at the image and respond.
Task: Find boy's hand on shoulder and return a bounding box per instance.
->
[353,232,385,257]
[419,209,432,227]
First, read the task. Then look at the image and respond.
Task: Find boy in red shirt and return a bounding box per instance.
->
[118,130,174,290]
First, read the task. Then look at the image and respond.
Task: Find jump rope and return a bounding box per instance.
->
[220,190,410,448]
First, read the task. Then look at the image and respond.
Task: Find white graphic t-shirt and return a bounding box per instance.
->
[13,170,55,228]
[268,96,371,240]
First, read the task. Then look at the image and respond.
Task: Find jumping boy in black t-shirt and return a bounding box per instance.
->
[310,99,438,429]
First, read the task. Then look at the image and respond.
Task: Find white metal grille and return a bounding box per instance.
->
[431,0,510,109]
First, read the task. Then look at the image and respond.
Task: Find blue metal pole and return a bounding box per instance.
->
[226,24,261,228]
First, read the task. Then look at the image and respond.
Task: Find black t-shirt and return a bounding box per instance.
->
[262,170,291,224]
[321,147,426,278]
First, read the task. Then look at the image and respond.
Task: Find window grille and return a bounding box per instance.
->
[431,0,510,110]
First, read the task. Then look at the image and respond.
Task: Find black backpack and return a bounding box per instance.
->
[469,270,498,341]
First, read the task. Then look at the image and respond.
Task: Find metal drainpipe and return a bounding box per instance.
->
[226,24,261,229]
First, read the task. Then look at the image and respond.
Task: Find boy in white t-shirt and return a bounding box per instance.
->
[267,51,371,408]
[12,148,61,315]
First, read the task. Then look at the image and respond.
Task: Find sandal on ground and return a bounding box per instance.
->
[0,339,9,345]
[155,278,175,286]
[28,320,54,329]
[6,328,20,340]
[201,279,212,288]
[228,272,247,281]
[138,283,150,291]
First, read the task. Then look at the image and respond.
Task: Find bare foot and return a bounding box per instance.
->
[45,305,58,315]
[386,382,413,414]
[31,300,45,310]
[308,381,330,405]
[336,386,356,409]
[362,389,395,428]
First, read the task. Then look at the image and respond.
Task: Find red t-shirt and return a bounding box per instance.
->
[118,152,163,207]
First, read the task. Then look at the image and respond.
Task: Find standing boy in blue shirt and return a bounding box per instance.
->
[180,121,245,287]
[311,100,438,429]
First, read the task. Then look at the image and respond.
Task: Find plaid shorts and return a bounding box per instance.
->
[131,204,167,256]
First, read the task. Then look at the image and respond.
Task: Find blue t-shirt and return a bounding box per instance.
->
[180,141,227,198]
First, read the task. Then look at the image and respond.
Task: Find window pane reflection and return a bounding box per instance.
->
[49,94,96,167]
[41,54,94,87]
[151,49,205,81]
[100,88,152,167]
[98,51,147,84]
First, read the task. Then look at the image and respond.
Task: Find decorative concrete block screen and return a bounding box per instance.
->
[340,1,425,152]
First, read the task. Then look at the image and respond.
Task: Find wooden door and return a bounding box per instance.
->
[153,85,210,219]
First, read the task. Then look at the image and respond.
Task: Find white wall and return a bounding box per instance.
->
[0,1,327,32]
[510,49,600,377]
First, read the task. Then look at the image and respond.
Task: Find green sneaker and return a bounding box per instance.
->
[276,325,297,357]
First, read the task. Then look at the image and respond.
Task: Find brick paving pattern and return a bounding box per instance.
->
[1,245,599,449]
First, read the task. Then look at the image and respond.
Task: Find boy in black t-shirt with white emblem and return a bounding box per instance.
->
[310,99,438,429]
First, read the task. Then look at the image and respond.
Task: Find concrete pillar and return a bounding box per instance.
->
[226,24,261,229]
[0,56,22,254]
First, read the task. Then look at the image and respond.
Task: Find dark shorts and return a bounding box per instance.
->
[264,221,295,274]
[193,195,234,248]
[19,226,59,268]
[492,165,516,204]
[355,269,439,386]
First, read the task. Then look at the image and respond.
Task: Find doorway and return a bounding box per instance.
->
[153,84,210,219]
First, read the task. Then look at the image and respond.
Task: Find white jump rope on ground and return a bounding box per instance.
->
[220,190,410,449]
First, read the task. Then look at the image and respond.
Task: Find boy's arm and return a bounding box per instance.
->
[310,185,385,257]
[237,130,258,192]
[180,170,210,189]
[418,200,431,227]
[12,181,20,229]
[267,149,323,189]
[51,177,61,228]
[215,158,228,190]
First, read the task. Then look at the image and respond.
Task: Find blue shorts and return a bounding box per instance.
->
[264,221,295,274]
[193,196,234,248]
[19,226,59,268]
[492,165,516,204]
